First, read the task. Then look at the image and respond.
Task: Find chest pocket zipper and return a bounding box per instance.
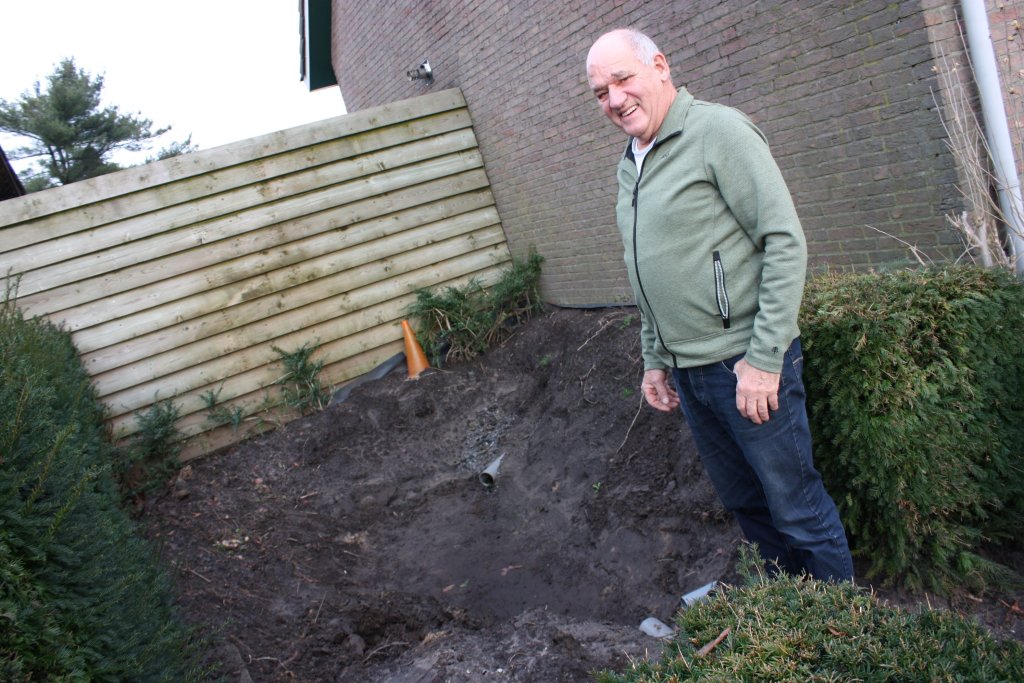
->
[713,251,731,329]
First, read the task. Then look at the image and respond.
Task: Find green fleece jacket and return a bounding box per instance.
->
[615,87,807,374]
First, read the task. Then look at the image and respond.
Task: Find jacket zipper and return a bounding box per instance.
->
[629,132,681,367]
[713,251,731,329]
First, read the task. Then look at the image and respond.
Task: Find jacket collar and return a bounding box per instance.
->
[622,86,693,163]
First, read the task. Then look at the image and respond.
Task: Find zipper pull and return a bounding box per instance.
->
[632,177,640,207]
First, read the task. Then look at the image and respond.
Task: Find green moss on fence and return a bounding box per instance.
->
[800,266,1024,591]
[0,301,202,681]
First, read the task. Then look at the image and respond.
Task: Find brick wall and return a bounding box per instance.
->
[331,0,1022,306]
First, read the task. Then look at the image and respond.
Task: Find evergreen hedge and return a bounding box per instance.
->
[0,301,201,681]
[597,567,1024,682]
[800,267,1024,591]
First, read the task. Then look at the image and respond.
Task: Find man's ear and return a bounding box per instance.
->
[653,52,671,81]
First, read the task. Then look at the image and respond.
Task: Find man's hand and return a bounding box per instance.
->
[733,358,780,424]
[641,368,680,412]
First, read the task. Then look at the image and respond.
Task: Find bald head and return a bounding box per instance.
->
[587,28,660,71]
[586,29,676,146]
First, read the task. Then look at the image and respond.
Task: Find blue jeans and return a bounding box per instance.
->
[671,339,854,582]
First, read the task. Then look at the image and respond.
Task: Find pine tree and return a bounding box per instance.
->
[0,58,176,189]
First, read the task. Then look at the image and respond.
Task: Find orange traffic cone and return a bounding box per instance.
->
[401,320,430,379]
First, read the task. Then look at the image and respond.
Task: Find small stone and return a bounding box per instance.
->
[342,633,366,657]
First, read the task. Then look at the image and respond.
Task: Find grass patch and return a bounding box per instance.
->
[598,548,1024,682]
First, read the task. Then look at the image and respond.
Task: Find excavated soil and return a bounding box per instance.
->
[143,307,1023,682]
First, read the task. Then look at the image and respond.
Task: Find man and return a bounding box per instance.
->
[586,28,853,582]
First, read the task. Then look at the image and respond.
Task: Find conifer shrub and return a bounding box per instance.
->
[799,266,1024,591]
[0,301,201,681]
[597,564,1024,682]
[408,252,544,364]
[117,397,184,497]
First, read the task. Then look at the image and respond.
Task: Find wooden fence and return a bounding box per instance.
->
[0,88,512,460]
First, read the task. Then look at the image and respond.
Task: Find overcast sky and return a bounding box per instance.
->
[0,1,346,170]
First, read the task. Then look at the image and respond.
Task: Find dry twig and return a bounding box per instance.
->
[1000,598,1023,623]
[362,639,410,664]
[312,593,326,624]
[695,627,731,657]
[184,566,211,583]
[616,396,645,453]
[930,39,1019,270]
[577,317,614,351]
[864,225,932,267]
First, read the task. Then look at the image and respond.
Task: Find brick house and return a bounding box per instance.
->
[307,0,1024,305]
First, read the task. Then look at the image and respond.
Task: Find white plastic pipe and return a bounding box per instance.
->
[478,454,505,487]
[962,0,1024,274]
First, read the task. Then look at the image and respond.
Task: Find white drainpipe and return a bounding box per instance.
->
[961,0,1024,275]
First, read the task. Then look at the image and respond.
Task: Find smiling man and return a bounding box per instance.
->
[586,28,853,582]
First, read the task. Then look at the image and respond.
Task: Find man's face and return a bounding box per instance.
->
[586,33,673,147]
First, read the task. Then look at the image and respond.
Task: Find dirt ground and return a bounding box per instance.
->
[143,307,1023,682]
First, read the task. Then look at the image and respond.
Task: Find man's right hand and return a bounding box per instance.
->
[641,368,680,412]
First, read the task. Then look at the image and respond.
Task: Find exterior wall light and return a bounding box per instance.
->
[407,60,433,83]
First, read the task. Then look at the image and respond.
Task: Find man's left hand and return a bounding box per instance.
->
[733,358,780,425]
